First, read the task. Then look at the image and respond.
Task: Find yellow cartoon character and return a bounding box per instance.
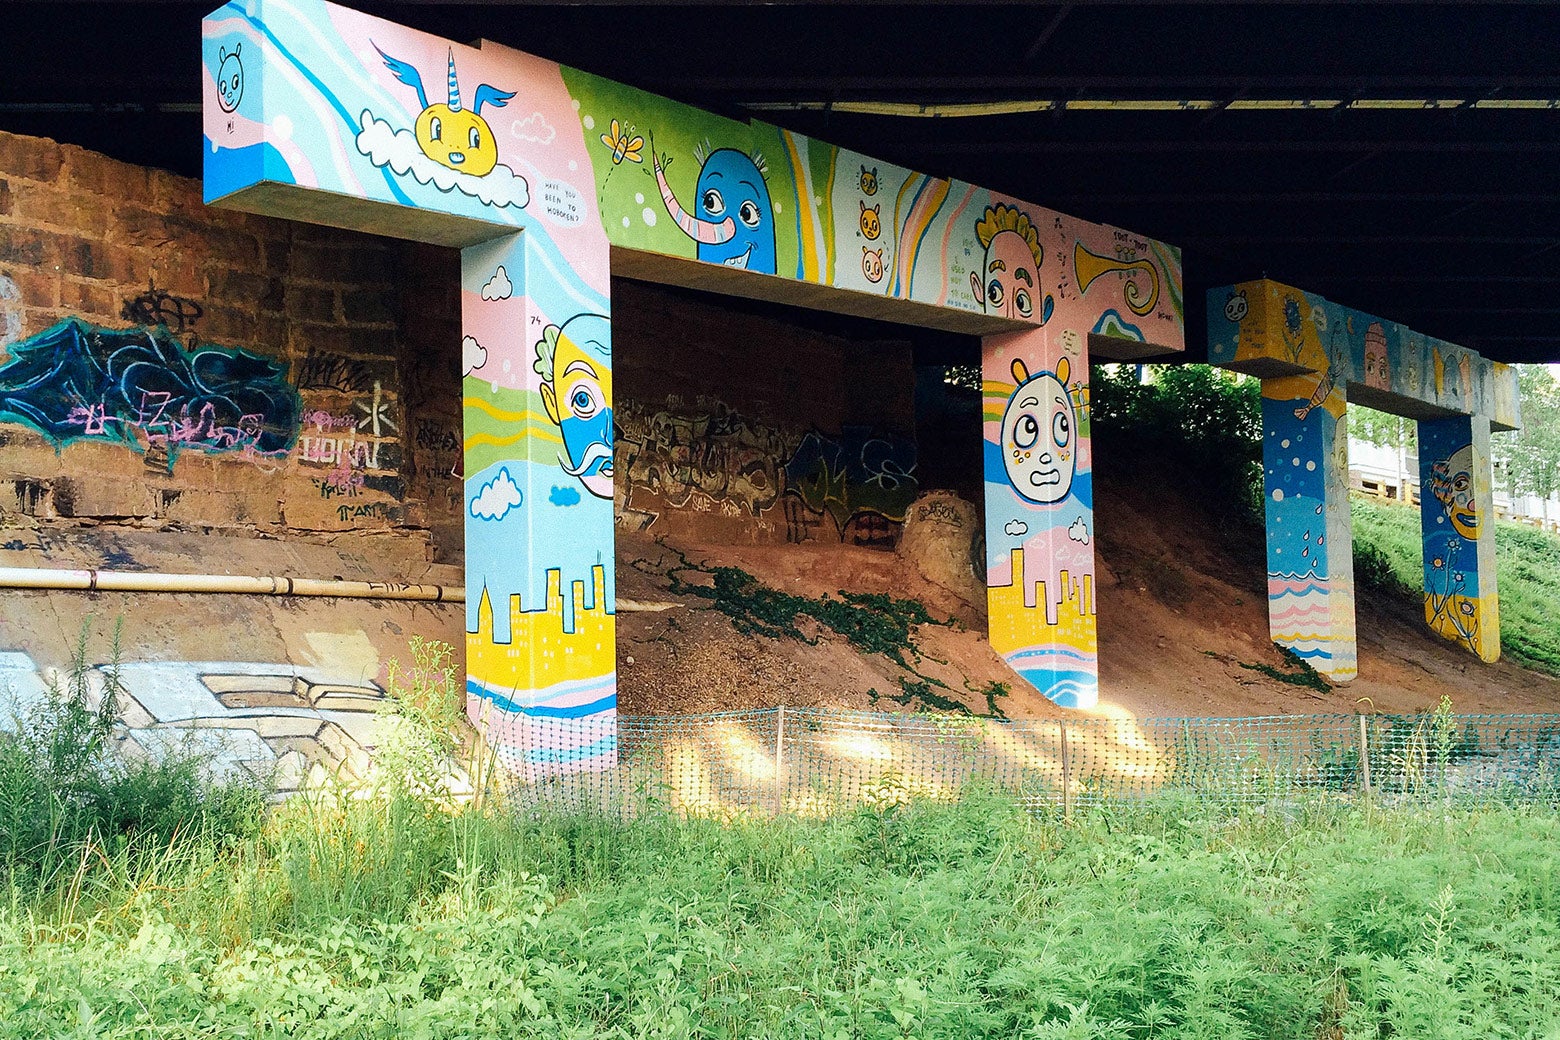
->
[374,43,514,177]
[859,201,881,241]
[859,165,879,196]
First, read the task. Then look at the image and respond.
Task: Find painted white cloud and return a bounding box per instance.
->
[1003,519,1028,537]
[1068,517,1090,544]
[462,335,487,376]
[470,467,522,521]
[355,110,529,210]
[512,112,555,144]
[481,266,513,301]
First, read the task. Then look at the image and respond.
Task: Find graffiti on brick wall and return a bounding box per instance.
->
[615,398,790,529]
[0,275,20,347]
[121,279,204,338]
[614,397,918,545]
[0,318,300,460]
[0,650,386,796]
[784,427,919,540]
[297,378,406,502]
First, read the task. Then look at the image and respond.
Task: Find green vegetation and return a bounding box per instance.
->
[1092,363,1265,521]
[7,634,1560,1036]
[1236,646,1332,693]
[1352,495,1560,676]
[1,621,263,884]
[7,789,1560,1037]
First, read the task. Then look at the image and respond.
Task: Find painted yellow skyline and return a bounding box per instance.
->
[988,548,1097,658]
[468,565,616,691]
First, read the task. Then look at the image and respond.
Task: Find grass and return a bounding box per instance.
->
[5,793,1560,1037]
[1352,495,1560,676]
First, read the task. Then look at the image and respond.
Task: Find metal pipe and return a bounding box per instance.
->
[0,567,684,611]
[0,566,461,602]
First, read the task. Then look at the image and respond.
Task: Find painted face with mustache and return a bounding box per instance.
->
[539,313,613,499]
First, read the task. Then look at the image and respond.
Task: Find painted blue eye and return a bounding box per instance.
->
[468,126,481,149]
[701,188,725,217]
[738,200,762,228]
[430,116,442,141]
[1016,288,1032,317]
[1015,414,1038,449]
[987,280,1004,307]
[1053,411,1070,447]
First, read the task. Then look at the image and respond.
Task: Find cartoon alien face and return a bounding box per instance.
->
[861,248,885,283]
[414,104,499,177]
[692,149,775,273]
[1432,444,1478,540]
[859,165,879,196]
[216,44,244,113]
[1363,322,1391,390]
[539,314,613,500]
[1001,356,1076,504]
[1224,290,1248,323]
[859,201,881,241]
[972,229,1040,320]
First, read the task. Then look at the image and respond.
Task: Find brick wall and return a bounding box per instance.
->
[613,280,919,547]
[0,130,463,565]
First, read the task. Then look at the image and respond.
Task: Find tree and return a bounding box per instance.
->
[1496,366,1560,521]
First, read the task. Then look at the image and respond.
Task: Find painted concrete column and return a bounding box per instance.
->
[1418,414,1500,661]
[1260,370,1358,682]
[982,325,1097,708]
[462,233,617,779]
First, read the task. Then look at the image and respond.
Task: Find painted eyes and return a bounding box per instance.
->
[569,385,601,420]
[987,280,1004,307]
[701,188,726,217]
[230,75,239,90]
[738,200,762,229]
[1016,288,1032,318]
[1014,414,1039,449]
[468,126,481,149]
[1053,411,1070,447]
[430,116,443,141]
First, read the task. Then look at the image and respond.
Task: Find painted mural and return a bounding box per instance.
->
[203,0,1186,753]
[982,327,1098,708]
[1208,279,1518,674]
[0,318,300,462]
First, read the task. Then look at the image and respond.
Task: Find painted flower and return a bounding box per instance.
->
[1432,557,1445,569]
[1459,602,1475,615]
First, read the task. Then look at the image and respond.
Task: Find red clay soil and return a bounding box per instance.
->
[615,471,1560,722]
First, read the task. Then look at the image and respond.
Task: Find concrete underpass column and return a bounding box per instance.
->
[462,233,617,779]
[1418,414,1500,661]
[1260,371,1357,681]
[982,326,1097,708]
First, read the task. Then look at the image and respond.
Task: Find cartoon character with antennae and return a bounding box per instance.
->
[372,43,514,177]
[1001,355,1076,504]
[649,132,777,274]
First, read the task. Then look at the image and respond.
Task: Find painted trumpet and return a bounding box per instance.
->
[1073,241,1160,317]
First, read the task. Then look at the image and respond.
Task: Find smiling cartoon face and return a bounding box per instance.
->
[859,165,879,196]
[693,149,775,273]
[1363,322,1390,390]
[1224,290,1248,323]
[1431,444,1477,540]
[414,104,499,177]
[1001,356,1076,504]
[216,44,244,113]
[537,314,613,499]
[861,247,885,283]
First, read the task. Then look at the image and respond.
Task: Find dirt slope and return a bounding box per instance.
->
[617,465,1560,720]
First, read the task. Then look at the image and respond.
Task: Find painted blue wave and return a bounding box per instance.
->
[466,681,616,719]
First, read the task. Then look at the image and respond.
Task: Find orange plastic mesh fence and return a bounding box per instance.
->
[508,709,1560,814]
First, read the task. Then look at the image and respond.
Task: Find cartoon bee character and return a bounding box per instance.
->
[859,201,881,241]
[861,247,885,283]
[600,119,644,165]
[858,165,879,196]
[373,43,515,177]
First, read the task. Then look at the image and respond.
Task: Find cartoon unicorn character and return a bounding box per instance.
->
[1002,356,1076,504]
[652,140,776,274]
[373,43,515,177]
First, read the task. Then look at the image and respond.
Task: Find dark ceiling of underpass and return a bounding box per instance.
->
[4,1,1560,364]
